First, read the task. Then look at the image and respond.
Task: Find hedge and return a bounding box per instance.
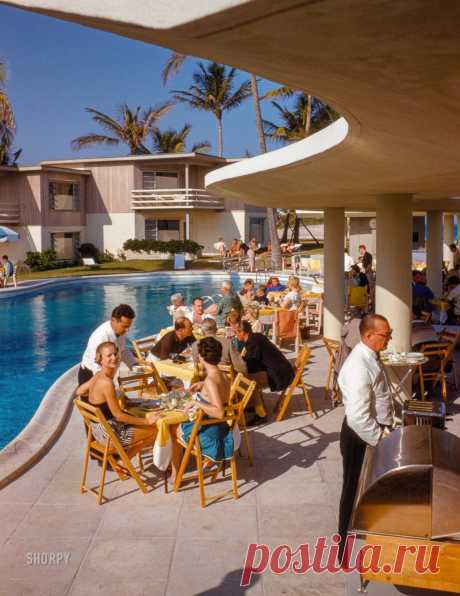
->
[123,239,203,255]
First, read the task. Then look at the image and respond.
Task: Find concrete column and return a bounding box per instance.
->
[456,214,460,242]
[185,212,190,240]
[375,195,412,352]
[426,211,443,298]
[323,207,345,341]
[443,213,455,267]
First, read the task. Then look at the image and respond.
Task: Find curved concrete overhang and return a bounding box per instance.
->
[4,0,460,209]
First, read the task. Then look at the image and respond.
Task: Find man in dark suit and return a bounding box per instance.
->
[235,320,295,421]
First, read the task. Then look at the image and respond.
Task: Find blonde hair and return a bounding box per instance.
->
[95,341,118,365]
[288,275,301,291]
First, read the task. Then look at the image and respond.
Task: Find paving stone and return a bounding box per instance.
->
[258,503,338,542]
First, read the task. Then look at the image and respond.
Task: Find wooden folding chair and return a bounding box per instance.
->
[136,360,169,393]
[131,335,158,360]
[323,337,342,407]
[173,406,241,507]
[228,373,257,465]
[74,398,157,504]
[418,342,450,401]
[118,370,161,400]
[439,329,460,388]
[218,363,235,383]
[275,308,301,355]
[275,345,316,421]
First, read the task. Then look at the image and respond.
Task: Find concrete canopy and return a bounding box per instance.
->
[4,0,460,210]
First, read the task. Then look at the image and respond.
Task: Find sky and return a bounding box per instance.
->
[0,4,284,165]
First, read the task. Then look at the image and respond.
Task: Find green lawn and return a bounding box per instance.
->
[17,258,223,281]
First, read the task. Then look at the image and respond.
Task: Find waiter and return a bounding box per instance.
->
[337,314,393,564]
[78,304,137,385]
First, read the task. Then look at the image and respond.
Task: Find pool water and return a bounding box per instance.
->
[0,276,224,449]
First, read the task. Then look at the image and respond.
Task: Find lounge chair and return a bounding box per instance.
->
[82,257,100,269]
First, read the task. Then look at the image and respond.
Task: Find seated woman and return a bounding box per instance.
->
[243,304,263,333]
[254,285,269,305]
[172,337,234,476]
[281,275,302,309]
[76,341,159,447]
[239,278,255,307]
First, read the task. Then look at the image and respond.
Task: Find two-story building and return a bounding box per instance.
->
[0,153,269,262]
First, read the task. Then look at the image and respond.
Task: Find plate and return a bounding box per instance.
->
[407,352,424,359]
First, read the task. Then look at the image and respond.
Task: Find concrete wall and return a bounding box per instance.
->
[349,217,376,260]
[85,212,141,254]
[190,209,246,253]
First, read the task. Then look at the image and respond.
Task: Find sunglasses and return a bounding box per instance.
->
[373,329,393,339]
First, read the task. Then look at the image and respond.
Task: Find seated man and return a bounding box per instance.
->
[192,318,247,373]
[266,276,286,292]
[235,320,295,419]
[186,296,213,325]
[350,265,369,288]
[207,281,242,325]
[151,317,196,360]
[167,293,190,320]
[412,270,434,313]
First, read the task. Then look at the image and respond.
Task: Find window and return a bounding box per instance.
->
[142,171,179,190]
[144,219,180,241]
[51,232,80,260]
[49,181,80,211]
[249,217,266,245]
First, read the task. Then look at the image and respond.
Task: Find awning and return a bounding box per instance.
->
[0,226,19,243]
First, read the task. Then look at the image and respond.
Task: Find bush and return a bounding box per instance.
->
[99,249,116,263]
[78,243,100,262]
[123,239,203,255]
[24,250,58,271]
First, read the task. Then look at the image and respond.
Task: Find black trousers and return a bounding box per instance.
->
[338,417,367,563]
[78,366,93,387]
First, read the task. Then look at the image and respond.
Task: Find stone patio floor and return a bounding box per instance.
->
[1,339,460,596]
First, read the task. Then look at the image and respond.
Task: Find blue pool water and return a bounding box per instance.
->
[0,275,225,449]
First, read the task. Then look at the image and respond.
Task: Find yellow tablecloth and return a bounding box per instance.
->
[154,359,198,383]
[259,306,289,317]
[430,299,450,311]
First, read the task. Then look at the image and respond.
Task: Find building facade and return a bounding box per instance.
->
[0,153,268,261]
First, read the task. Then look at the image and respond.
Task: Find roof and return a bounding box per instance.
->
[41,153,238,168]
[5,0,460,209]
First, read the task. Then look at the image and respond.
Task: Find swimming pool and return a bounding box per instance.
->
[0,275,228,449]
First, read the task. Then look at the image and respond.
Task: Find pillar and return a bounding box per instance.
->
[443,213,455,267]
[185,212,190,240]
[426,211,443,298]
[323,207,345,341]
[456,214,460,242]
[375,195,412,352]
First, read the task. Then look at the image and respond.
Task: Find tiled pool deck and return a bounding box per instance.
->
[1,340,459,596]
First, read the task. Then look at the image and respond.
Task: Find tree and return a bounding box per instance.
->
[172,62,252,157]
[71,103,172,155]
[161,52,187,85]
[152,123,210,154]
[250,74,282,268]
[0,59,21,166]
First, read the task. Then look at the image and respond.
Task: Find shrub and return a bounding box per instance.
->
[24,250,58,271]
[123,239,203,255]
[78,243,100,262]
[99,249,116,263]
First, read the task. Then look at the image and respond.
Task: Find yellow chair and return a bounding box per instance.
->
[74,398,157,505]
[323,337,342,407]
[228,374,257,465]
[419,340,456,401]
[131,335,157,360]
[275,346,316,421]
[439,329,460,388]
[173,406,241,508]
[347,286,368,311]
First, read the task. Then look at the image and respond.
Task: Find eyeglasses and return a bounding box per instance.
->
[373,329,393,339]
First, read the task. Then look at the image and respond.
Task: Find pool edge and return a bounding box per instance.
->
[0,363,78,490]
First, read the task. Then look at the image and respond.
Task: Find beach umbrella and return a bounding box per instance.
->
[0,226,19,243]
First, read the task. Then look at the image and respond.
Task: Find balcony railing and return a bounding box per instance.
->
[0,201,20,224]
[131,188,224,210]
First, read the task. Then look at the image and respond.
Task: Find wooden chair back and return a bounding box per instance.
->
[139,361,168,393]
[322,337,341,407]
[419,342,451,401]
[275,346,315,421]
[118,370,159,399]
[131,335,158,360]
[74,398,153,503]
[218,363,235,383]
[348,286,368,309]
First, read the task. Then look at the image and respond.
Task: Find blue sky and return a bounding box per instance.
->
[0,4,284,165]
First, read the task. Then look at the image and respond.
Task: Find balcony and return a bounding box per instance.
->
[0,201,20,225]
[131,188,224,211]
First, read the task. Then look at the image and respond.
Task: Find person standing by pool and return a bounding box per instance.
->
[1,255,14,288]
[78,304,137,385]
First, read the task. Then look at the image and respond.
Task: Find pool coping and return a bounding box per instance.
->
[0,363,78,490]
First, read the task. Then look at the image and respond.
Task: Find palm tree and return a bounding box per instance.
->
[172,62,252,157]
[161,52,187,85]
[250,74,282,267]
[71,103,172,155]
[152,123,210,153]
[0,59,21,166]
[263,89,339,143]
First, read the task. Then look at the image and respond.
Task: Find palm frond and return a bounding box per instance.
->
[191,140,211,153]
[70,134,119,151]
[161,52,187,85]
[261,85,296,101]
[85,107,124,135]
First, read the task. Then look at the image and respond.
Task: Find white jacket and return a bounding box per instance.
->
[81,320,136,374]
[338,341,393,446]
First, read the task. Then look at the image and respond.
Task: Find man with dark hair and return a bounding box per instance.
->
[449,243,460,270]
[358,244,372,270]
[337,313,393,565]
[1,254,14,287]
[79,303,137,384]
[412,270,434,313]
[151,316,196,360]
[235,320,295,420]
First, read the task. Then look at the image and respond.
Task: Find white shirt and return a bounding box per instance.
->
[338,341,393,446]
[344,253,354,272]
[185,311,214,324]
[447,285,460,315]
[81,320,137,374]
